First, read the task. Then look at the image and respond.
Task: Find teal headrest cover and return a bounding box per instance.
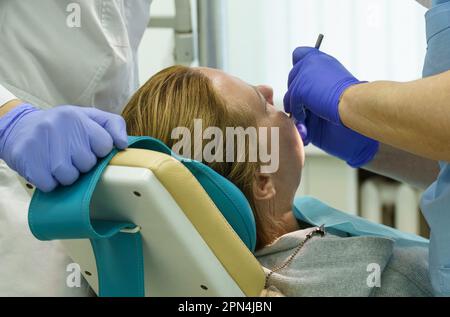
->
[30,136,257,252]
[130,137,257,252]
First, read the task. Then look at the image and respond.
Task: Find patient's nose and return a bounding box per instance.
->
[257,85,274,105]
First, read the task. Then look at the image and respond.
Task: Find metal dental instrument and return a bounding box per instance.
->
[315,34,324,50]
[289,34,325,119]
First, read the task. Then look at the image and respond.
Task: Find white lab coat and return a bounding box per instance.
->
[0,0,152,296]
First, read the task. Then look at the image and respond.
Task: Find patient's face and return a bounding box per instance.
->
[197,67,305,209]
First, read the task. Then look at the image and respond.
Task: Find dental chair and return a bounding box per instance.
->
[28,137,430,297]
[28,137,266,297]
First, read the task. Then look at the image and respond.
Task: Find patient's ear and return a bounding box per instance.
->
[253,172,276,201]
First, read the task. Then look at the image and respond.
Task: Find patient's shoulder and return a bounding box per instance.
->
[256,234,395,297]
[257,230,395,273]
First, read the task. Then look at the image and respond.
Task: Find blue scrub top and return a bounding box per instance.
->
[433,0,450,5]
[420,0,450,296]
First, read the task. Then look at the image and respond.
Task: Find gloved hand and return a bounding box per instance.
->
[284,47,365,125]
[0,104,128,192]
[302,110,379,168]
[284,46,378,167]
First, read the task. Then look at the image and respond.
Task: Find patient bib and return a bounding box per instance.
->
[293,197,429,248]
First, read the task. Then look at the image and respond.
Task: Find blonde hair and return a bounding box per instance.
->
[122,65,280,249]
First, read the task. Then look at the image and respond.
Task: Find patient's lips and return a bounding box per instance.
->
[294,120,308,145]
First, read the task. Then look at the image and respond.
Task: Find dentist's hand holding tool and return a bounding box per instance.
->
[284,39,379,168]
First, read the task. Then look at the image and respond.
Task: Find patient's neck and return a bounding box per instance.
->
[279,210,301,233]
[255,199,302,245]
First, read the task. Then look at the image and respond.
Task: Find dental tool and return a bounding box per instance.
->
[315,34,324,50]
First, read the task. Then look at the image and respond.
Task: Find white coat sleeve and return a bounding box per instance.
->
[0,84,17,108]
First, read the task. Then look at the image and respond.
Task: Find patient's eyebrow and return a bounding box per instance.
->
[251,85,267,112]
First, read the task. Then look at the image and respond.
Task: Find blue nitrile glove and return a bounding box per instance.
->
[284,46,378,167]
[284,47,364,126]
[0,104,128,192]
[303,110,379,168]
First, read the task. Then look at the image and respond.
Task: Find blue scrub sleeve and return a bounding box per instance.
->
[433,0,450,6]
[421,0,450,296]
